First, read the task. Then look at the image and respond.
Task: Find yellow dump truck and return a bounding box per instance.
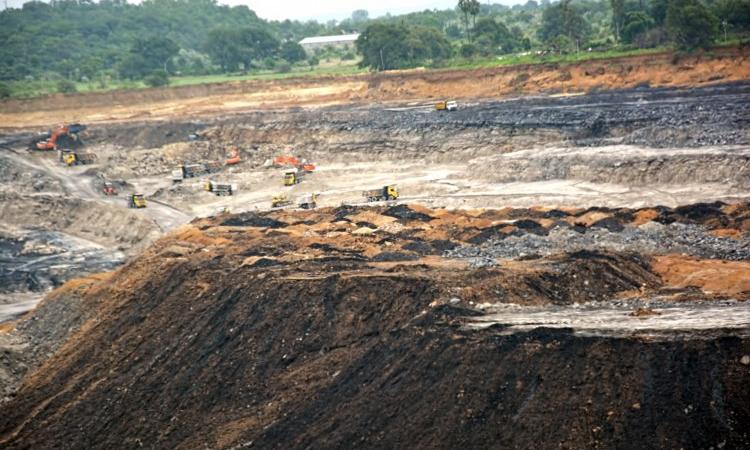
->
[362,185,399,202]
[60,151,97,166]
[128,193,147,208]
[204,181,234,196]
[435,100,458,111]
[284,170,304,186]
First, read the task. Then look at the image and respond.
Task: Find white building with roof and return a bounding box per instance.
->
[299,34,360,53]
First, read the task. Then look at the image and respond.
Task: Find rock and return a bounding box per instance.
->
[352,227,376,236]
[740,355,750,366]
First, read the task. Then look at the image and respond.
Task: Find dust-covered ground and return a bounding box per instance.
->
[0,81,748,449]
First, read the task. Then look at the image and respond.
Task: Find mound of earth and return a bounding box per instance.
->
[0,203,748,449]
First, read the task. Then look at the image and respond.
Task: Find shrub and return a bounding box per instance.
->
[56,79,77,93]
[0,82,11,99]
[308,56,320,67]
[460,43,478,58]
[143,70,170,87]
[341,52,356,60]
[275,60,292,73]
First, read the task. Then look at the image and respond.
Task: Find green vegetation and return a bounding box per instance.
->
[0,0,748,98]
[356,23,452,70]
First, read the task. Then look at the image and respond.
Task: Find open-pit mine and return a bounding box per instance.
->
[0,53,749,449]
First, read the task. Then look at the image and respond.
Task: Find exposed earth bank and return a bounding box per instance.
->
[1,46,749,129]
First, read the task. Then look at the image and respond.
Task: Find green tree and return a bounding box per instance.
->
[356,23,452,70]
[474,17,518,54]
[119,36,179,79]
[280,41,306,63]
[237,27,280,70]
[205,28,243,72]
[133,37,179,73]
[538,0,591,51]
[666,0,719,50]
[351,9,369,23]
[622,11,655,44]
[610,0,626,42]
[458,0,481,41]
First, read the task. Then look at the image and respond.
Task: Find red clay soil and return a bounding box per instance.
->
[652,255,750,297]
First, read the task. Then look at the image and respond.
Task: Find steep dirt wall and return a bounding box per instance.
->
[2,47,749,129]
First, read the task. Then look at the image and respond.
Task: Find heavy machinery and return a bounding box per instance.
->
[298,193,318,209]
[60,150,97,166]
[271,193,293,208]
[225,146,241,165]
[33,124,86,150]
[128,193,147,208]
[283,169,305,186]
[102,182,118,196]
[204,180,234,196]
[273,155,316,173]
[172,162,222,183]
[272,192,318,209]
[435,100,458,111]
[363,185,399,202]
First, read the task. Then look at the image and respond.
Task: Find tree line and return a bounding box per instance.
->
[0,0,748,93]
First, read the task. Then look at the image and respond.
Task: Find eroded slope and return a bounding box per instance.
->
[1,203,748,449]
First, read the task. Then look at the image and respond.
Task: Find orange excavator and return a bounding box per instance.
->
[273,155,315,172]
[33,124,86,150]
[225,146,241,165]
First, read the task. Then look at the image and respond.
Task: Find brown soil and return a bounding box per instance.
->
[2,47,749,129]
[1,204,749,449]
[652,255,750,297]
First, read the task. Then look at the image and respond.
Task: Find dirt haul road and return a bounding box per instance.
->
[0,146,190,321]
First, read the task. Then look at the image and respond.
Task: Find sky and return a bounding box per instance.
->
[1,0,521,21]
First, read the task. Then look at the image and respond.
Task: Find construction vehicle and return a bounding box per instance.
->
[204,180,234,196]
[128,193,147,208]
[33,124,86,150]
[284,169,305,186]
[363,185,399,202]
[272,192,318,209]
[272,193,293,208]
[225,146,241,165]
[273,155,316,173]
[298,193,318,209]
[171,162,222,183]
[102,182,118,196]
[60,150,97,166]
[435,100,458,112]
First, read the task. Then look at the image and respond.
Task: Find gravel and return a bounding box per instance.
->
[446,222,750,266]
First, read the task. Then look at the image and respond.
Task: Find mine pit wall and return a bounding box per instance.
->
[0,192,160,249]
[73,82,749,194]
